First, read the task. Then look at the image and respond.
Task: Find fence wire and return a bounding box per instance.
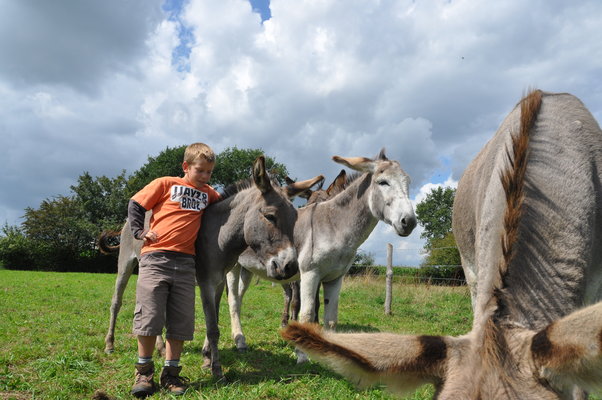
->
[352,245,466,285]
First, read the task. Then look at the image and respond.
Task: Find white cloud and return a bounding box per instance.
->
[0,0,601,239]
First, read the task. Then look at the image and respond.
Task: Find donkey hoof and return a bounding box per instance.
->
[104,348,114,354]
[234,334,248,352]
[212,366,224,379]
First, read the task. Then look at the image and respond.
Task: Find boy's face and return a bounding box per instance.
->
[183,159,214,187]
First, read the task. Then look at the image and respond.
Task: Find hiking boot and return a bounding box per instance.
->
[131,362,157,398]
[160,366,189,395]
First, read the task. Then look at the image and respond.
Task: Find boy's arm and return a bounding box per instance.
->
[128,199,148,240]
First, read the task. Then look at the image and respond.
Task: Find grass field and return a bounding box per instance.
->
[0,268,591,400]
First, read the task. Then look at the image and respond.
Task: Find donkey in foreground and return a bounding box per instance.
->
[99,157,322,377]
[231,151,416,360]
[283,91,602,399]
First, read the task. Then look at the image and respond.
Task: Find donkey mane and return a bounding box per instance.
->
[494,89,543,316]
[295,172,364,210]
[325,172,365,205]
[220,176,283,201]
[480,90,544,391]
[220,178,255,200]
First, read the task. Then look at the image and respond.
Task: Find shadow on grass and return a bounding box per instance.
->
[184,341,342,388]
[335,323,382,333]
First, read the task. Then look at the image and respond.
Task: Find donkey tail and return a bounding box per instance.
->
[97,230,121,254]
[281,322,448,394]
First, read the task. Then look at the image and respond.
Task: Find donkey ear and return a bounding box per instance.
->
[530,301,602,391]
[281,322,449,396]
[376,148,388,161]
[326,169,347,195]
[253,156,273,194]
[332,155,376,173]
[286,174,325,199]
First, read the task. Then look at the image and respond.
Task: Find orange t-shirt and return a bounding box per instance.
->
[132,176,221,256]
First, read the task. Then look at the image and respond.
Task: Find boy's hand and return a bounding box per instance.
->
[143,230,159,244]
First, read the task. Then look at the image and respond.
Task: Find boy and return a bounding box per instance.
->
[128,143,220,397]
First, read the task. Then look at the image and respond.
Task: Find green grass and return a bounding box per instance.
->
[1,269,595,399]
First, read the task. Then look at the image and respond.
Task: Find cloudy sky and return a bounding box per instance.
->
[1,0,601,266]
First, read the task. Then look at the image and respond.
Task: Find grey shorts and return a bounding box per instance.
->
[133,251,197,341]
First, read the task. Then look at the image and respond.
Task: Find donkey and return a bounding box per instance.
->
[280,169,348,327]
[282,90,602,399]
[98,157,321,377]
[226,170,348,350]
[231,151,417,361]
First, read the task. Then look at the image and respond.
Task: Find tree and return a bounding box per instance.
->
[21,196,98,270]
[127,145,289,193]
[415,186,456,245]
[127,145,187,196]
[422,232,461,266]
[212,146,289,187]
[0,145,291,271]
[70,170,129,229]
[415,186,463,283]
[417,231,464,284]
[0,224,37,270]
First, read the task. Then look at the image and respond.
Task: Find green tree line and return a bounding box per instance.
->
[415,186,464,284]
[0,146,287,272]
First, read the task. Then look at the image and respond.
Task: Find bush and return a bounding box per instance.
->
[0,225,38,270]
[415,264,465,285]
[347,250,377,276]
[0,223,118,273]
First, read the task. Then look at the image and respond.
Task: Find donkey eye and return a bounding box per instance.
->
[378,180,390,186]
[264,213,277,223]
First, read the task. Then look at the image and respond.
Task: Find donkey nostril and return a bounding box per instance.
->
[401,218,407,227]
[285,260,299,275]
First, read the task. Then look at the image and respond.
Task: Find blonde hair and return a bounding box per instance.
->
[184,142,216,164]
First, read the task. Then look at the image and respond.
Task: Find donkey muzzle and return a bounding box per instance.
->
[266,250,299,280]
[395,214,417,237]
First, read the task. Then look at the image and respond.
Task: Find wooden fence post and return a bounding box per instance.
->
[385,243,393,315]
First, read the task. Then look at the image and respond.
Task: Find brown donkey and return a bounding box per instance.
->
[283,91,602,399]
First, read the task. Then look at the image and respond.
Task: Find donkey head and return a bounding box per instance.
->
[242,156,301,281]
[332,149,416,236]
[305,169,347,205]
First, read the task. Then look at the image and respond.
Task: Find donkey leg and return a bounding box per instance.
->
[295,272,321,363]
[227,265,252,351]
[322,276,344,330]
[313,285,320,324]
[281,283,294,327]
[289,280,301,322]
[199,276,225,379]
[298,272,321,324]
[104,256,136,353]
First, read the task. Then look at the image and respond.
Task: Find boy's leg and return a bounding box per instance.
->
[165,338,184,360]
[138,335,157,358]
[132,253,170,397]
[132,335,158,398]
[161,254,196,395]
[161,338,189,395]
